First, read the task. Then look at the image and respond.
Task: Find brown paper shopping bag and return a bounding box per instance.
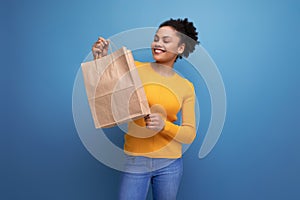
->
[81,46,150,128]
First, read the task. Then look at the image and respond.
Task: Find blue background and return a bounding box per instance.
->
[2,0,300,199]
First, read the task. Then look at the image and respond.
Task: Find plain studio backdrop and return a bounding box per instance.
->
[2,0,300,200]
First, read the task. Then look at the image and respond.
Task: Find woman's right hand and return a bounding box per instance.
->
[92,37,110,59]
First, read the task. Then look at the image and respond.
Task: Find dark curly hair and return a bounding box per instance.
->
[159,18,200,60]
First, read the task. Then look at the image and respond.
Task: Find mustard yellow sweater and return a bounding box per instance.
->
[124,61,196,158]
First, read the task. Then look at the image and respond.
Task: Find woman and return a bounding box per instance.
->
[92,18,199,200]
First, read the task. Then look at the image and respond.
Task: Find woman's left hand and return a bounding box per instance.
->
[144,114,165,132]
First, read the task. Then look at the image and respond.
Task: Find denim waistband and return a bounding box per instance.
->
[123,155,182,173]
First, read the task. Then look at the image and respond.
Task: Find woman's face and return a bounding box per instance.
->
[151,26,185,64]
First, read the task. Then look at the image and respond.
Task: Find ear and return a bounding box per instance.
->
[177,43,185,55]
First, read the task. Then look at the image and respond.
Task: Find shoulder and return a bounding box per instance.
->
[185,79,195,93]
[134,61,148,68]
[176,74,195,92]
[174,75,195,100]
[184,78,195,98]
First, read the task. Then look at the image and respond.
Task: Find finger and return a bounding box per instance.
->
[99,43,105,50]
[98,37,105,42]
[145,118,158,123]
[144,114,151,120]
[146,121,159,126]
[146,119,157,125]
[145,117,151,122]
[149,113,160,117]
[96,37,106,44]
[92,50,101,57]
[146,125,159,131]
[92,47,102,54]
[148,115,160,121]
[95,41,105,49]
[93,44,102,51]
[93,43,101,49]
[98,37,108,45]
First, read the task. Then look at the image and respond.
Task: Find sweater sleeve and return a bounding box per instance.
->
[161,81,196,144]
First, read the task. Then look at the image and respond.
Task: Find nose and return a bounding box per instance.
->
[153,38,163,47]
[153,41,163,49]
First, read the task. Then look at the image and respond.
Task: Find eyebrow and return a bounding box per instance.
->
[155,34,172,39]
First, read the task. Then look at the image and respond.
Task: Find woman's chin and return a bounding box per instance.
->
[152,54,166,62]
[152,52,177,63]
[153,58,165,64]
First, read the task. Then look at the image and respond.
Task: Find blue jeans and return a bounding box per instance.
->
[119,156,183,200]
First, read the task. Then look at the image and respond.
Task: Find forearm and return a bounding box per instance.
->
[162,82,196,144]
[161,120,196,144]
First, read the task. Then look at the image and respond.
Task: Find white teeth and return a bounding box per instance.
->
[155,49,164,53]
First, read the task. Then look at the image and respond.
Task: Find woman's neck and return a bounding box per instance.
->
[156,59,175,68]
[151,62,175,77]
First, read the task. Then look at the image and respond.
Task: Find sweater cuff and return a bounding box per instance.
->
[163,120,179,138]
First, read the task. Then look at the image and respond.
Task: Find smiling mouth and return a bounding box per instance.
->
[153,47,166,54]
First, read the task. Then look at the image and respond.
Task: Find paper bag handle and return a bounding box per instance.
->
[94,39,119,59]
[94,39,118,75]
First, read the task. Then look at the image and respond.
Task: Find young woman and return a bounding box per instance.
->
[92,18,199,200]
